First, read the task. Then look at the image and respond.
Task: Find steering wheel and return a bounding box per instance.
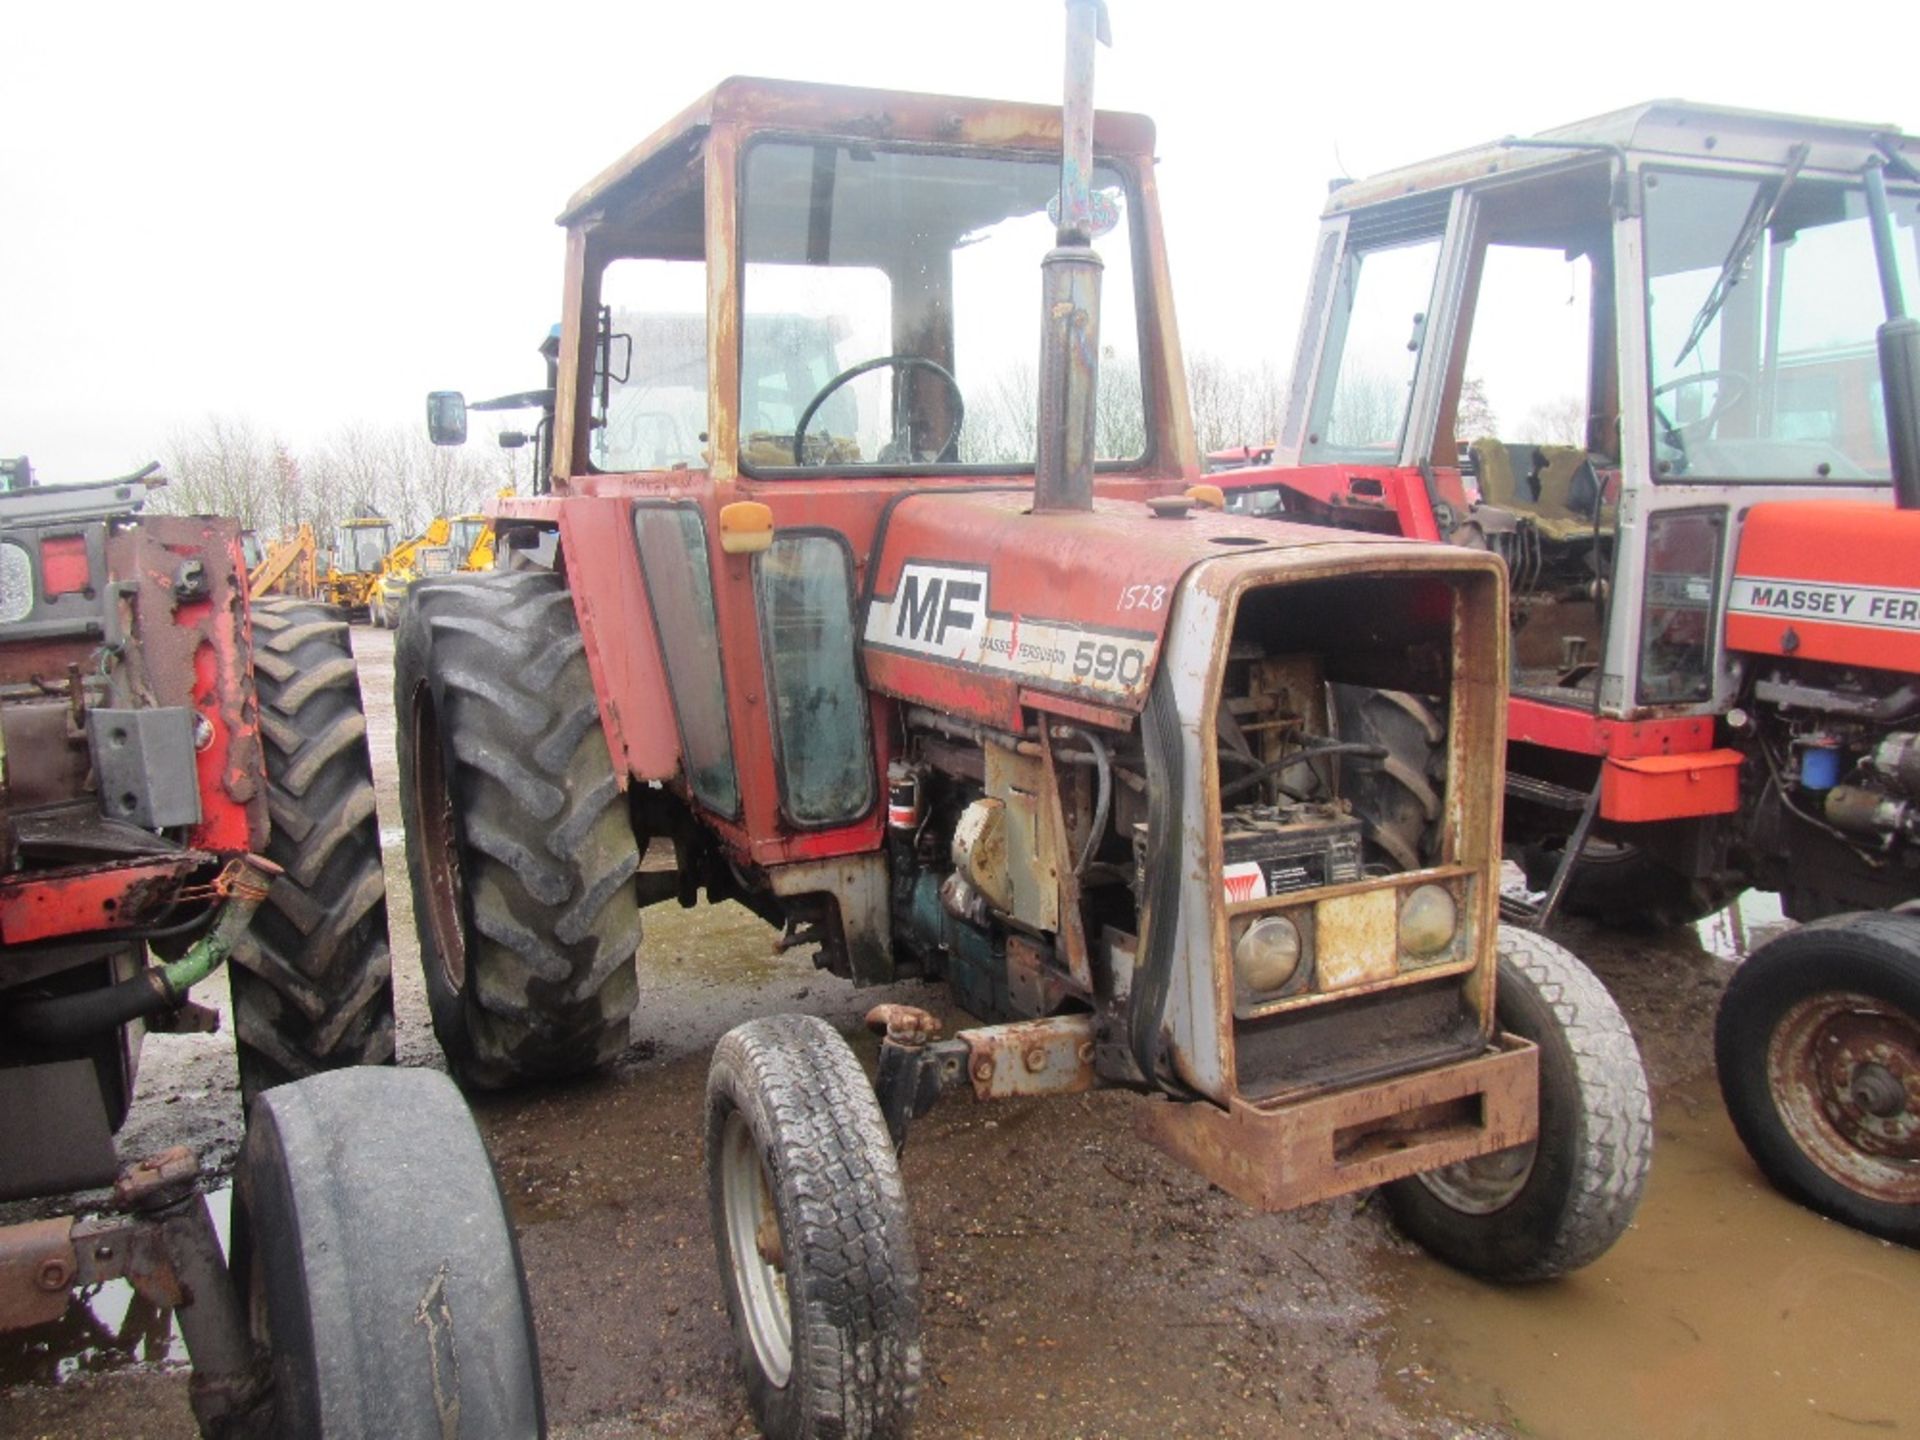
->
[792,355,965,465]
[1652,368,1751,459]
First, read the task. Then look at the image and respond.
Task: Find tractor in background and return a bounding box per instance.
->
[1211,103,1920,1243]
[404,8,1650,1436]
[0,462,539,1436]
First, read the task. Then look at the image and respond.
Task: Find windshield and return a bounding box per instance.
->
[736,141,1143,472]
[449,517,487,560]
[335,523,392,573]
[1643,168,1920,481]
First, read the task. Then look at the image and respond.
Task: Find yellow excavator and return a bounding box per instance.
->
[248,523,320,600]
[367,516,453,629]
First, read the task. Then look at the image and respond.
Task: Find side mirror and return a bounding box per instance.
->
[427,391,468,446]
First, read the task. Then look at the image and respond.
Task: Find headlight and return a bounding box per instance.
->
[1234,915,1303,994]
[1398,883,1458,958]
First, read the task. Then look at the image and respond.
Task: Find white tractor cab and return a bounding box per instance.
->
[1226,102,1920,1242]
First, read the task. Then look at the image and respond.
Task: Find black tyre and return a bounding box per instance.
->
[1715,913,1920,1245]
[1522,837,1741,931]
[706,1015,922,1440]
[1385,927,1652,1280]
[1332,685,1445,872]
[395,571,639,1089]
[236,1067,544,1438]
[231,598,394,1107]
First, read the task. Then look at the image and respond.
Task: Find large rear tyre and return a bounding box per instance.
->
[706,1015,922,1440]
[395,571,640,1089]
[230,598,394,1108]
[1332,685,1445,872]
[236,1067,544,1438]
[1715,913,1920,1245]
[1522,837,1742,931]
[1384,928,1652,1280]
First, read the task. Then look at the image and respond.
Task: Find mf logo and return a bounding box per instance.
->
[888,564,988,656]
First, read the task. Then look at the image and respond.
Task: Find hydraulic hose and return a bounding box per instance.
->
[3,858,273,1045]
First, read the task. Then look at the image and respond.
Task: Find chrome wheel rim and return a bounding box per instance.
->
[720,1110,792,1385]
[1414,1140,1539,1216]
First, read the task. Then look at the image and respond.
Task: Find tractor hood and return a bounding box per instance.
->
[1725,500,1920,674]
[860,490,1418,731]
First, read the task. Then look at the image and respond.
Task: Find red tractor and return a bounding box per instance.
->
[1210,103,1920,1243]
[408,9,1650,1436]
[0,462,539,1437]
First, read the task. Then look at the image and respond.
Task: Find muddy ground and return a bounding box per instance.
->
[4,623,1917,1440]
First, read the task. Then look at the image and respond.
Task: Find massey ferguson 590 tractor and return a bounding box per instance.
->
[408,8,1649,1434]
[0,466,540,1437]
[1210,104,1920,1243]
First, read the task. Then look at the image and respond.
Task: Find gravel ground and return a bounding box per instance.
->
[8,621,1916,1440]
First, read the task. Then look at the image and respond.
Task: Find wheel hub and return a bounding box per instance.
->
[1769,991,1920,1202]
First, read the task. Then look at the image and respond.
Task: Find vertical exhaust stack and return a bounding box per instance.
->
[1864,159,1920,509]
[1034,0,1111,514]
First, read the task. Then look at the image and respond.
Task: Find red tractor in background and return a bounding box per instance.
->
[1209,103,1920,1243]
[0,461,540,1437]
[409,7,1649,1436]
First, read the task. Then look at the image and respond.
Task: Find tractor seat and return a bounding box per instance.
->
[1467,438,1614,540]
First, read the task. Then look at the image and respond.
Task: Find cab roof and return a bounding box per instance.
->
[559,75,1157,226]
[1326,99,1916,216]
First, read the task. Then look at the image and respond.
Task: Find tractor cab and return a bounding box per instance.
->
[1263,101,1918,726]
[526,77,1178,489]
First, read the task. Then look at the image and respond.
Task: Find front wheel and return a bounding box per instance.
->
[706,1015,922,1440]
[1716,913,1920,1245]
[235,1067,544,1438]
[1384,927,1652,1280]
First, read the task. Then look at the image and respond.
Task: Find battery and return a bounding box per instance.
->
[1219,804,1363,903]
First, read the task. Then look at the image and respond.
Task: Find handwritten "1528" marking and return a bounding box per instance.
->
[1117,583,1168,612]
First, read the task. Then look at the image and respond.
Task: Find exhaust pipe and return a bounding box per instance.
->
[1034,0,1111,514]
[1864,159,1920,509]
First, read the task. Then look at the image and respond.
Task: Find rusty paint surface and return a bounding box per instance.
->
[1311,889,1401,992]
[1136,1035,1539,1212]
[0,1218,77,1331]
[0,854,206,944]
[960,1014,1097,1100]
[1766,990,1920,1204]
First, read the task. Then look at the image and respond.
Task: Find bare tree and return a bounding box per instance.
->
[1523,395,1587,446]
[1186,351,1284,453]
[1457,376,1498,440]
[160,415,275,528]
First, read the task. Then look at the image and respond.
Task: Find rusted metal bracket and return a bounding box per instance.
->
[1135,1035,1539,1211]
[0,1147,272,1435]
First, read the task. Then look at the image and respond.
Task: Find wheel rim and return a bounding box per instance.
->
[1767,990,1920,1204]
[409,689,469,991]
[720,1110,792,1386]
[1413,1140,1539,1216]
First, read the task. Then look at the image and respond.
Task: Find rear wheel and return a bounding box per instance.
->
[395,570,640,1089]
[1332,685,1445,872]
[230,598,394,1108]
[1716,913,1920,1245]
[1523,837,1742,930]
[235,1067,543,1438]
[1385,927,1652,1280]
[706,1015,922,1440]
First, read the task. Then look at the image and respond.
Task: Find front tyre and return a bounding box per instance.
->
[1385,928,1652,1280]
[236,1068,544,1438]
[706,1015,922,1440]
[1716,913,1920,1245]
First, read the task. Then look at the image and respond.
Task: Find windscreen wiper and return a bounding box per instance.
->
[1672,142,1810,369]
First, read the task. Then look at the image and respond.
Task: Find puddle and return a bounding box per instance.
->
[1693,889,1789,963]
[0,1187,231,1388]
[1381,1080,1920,1438]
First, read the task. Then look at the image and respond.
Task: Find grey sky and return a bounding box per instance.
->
[5,0,1913,481]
